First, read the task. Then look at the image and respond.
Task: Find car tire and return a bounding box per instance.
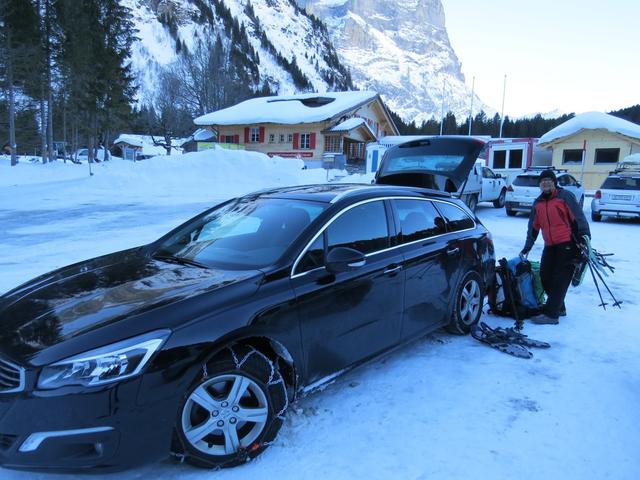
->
[591,211,602,222]
[175,345,288,469]
[493,189,506,208]
[447,270,484,335]
[506,209,517,217]
[467,194,478,212]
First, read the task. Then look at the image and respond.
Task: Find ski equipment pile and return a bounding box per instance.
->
[471,321,550,359]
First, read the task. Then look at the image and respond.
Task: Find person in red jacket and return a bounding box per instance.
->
[519,169,591,324]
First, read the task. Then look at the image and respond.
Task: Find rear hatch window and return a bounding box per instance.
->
[375,137,485,192]
[513,176,540,187]
[601,177,640,190]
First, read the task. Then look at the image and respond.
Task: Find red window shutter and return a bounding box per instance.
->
[309,132,316,149]
[244,127,250,143]
[234,134,239,144]
[259,127,265,143]
[293,133,299,149]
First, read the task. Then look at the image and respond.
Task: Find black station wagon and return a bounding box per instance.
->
[0,137,495,471]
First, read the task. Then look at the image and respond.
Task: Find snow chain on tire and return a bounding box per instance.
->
[172,344,289,469]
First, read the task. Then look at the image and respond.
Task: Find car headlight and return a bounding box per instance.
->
[37,330,171,389]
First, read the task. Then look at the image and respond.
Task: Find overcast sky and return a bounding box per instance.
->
[441,0,639,118]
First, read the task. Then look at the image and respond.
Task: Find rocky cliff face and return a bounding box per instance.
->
[300,0,493,124]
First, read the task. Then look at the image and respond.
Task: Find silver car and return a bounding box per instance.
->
[591,166,640,221]
[505,168,585,217]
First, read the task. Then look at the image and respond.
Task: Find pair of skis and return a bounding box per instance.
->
[471,321,550,359]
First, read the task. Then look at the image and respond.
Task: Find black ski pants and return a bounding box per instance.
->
[540,241,577,319]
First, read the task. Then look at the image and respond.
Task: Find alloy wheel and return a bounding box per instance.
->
[459,278,481,325]
[181,374,269,456]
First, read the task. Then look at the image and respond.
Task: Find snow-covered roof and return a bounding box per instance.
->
[328,117,365,132]
[194,91,380,126]
[326,118,376,138]
[113,134,176,156]
[192,128,215,142]
[539,112,640,146]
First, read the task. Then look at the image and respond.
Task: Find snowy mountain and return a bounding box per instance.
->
[123,0,493,124]
[123,0,352,109]
[300,0,494,124]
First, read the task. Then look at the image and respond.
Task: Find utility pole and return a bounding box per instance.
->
[439,79,446,135]
[499,74,507,138]
[468,76,475,136]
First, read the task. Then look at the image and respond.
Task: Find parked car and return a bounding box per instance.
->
[73,147,107,163]
[0,137,494,471]
[505,167,585,216]
[591,162,640,221]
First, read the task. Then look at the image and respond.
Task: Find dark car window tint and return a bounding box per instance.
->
[156,198,326,269]
[394,199,446,243]
[435,202,475,232]
[513,175,539,187]
[327,201,389,254]
[602,177,640,190]
[296,235,324,274]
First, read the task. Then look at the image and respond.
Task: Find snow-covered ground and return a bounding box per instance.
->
[1,151,639,480]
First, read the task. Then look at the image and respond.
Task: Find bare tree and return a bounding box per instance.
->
[1,10,18,166]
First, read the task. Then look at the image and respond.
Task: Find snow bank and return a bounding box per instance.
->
[0,148,332,210]
[623,153,640,163]
[539,111,640,145]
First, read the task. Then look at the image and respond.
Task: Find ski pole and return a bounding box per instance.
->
[587,257,622,308]
[586,257,608,310]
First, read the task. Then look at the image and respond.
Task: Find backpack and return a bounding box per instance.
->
[488,257,543,320]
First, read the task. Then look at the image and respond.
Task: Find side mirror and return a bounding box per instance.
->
[325,247,366,273]
[496,173,502,178]
[576,182,582,187]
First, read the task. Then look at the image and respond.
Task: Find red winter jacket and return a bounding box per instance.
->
[523,188,590,251]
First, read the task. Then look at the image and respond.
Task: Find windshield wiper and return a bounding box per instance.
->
[152,253,209,269]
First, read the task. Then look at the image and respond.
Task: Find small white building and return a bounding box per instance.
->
[539,112,640,189]
[113,134,182,160]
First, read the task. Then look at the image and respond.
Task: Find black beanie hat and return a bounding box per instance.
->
[540,169,556,183]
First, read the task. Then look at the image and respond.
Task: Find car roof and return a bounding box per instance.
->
[516,171,570,177]
[251,183,453,204]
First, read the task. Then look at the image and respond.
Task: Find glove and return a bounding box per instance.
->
[519,249,529,261]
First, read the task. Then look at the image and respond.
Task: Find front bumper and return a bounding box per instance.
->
[0,377,178,472]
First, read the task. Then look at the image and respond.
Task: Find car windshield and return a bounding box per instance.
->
[601,177,640,190]
[155,198,327,269]
[379,154,466,175]
[513,175,540,187]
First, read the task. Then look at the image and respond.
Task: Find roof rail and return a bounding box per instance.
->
[524,166,567,173]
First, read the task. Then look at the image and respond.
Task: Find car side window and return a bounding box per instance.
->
[434,202,475,232]
[327,201,389,255]
[482,167,494,179]
[393,199,446,244]
[558,175,569,186]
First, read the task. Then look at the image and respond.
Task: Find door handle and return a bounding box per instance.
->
[446,247,460,256]
[384,265,402,275]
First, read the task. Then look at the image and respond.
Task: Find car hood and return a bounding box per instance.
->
[0,248,262,361]
[375,136,486,191]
